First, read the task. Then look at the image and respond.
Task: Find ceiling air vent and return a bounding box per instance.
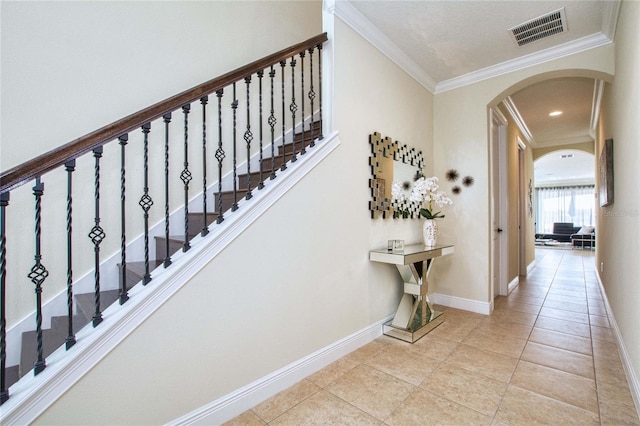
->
[509,8,567,47]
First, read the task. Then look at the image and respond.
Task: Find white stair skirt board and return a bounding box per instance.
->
[0,132,341,426]
[596,271,640,420]
[430,293,492,316]
[168,316,390,426]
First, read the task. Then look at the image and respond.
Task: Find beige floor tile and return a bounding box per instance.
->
[510,286,548,298]
[542,298,589,314]
[326,364,414,421]
[366,344,440,386]
[421,363,507,416]
[590,314,610,328]
[595,355,630,388]
[345,339,391,364]
[269,390,379,425]
[545,292,587,305]
[528,327,592,355]
[593,339,621,363]
[385,387,492,425]
[408,334,460,361]
[494,385,599,425]
[494,299,541,315]
[462,327,527,358]
[521,341,594,379]
[539,306,590,324]
[488,309,537,326]
[480,317,533,340]
[445,344,518,383]
[597,382,640,425]
[591,324,616,343]
[535,315,591,338]
[223,410,266,426]
[588,304,607,316]
[504,294,545,307]
[424,317,479,342]
[307,356,360,388]
[510,360,598,413]
[252,379,320,422]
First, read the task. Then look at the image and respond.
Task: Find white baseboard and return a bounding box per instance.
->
[596,270,640,420]
[430,293,491,315]
[508,277,519,294]
[527,258,536,275]
[168,316,389,425]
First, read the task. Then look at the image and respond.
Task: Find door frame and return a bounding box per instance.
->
[489,107,509,302]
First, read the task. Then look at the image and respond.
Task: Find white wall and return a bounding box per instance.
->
[32,7,435,425]
[597,0,640,406]
[431,45,615,308]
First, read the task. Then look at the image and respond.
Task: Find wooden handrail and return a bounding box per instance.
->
[0,33,327,194]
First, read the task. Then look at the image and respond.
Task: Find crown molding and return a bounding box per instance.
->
[502,96,534,145]
[602,0,621,40]
[435,32,613,94]
[333,0,437,93]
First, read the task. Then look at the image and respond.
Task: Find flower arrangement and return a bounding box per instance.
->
[391,180,412,218]
[409,176,453,219]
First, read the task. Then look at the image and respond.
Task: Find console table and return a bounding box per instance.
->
[370,244,454,343]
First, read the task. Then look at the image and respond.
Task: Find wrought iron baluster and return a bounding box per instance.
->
[318,43,324,140]
[1,191,10,404]
[118,135,129,304]
[308,46,316,147]
[244,76,253,200]
[299,51,306,155]
[231,83,239,212]
[181,104,192,252]
[88,147,105,327]
[28,177,48,374]
[64,160,76,349]
[200,96,209,236]
[280,60,287,172]
[163,113,172,267]
[215,89,225,224]
[289,56,298,163]
[140,124,153,284]
[269,66,277,180]
[257,70,265,190]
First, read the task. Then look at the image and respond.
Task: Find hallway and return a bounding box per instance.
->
[227,248,639,425]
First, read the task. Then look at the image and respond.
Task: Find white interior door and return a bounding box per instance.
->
[490,108,508,301]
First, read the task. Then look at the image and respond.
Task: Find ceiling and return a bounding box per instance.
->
[336,0,619,184]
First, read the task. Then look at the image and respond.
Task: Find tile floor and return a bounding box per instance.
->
[226,248,640,425]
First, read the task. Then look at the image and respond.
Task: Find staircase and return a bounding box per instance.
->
[5,121,321,389]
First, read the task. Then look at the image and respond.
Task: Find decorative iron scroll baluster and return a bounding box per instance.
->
[89,147,105,327]
[140,123,153,283]
[181,104,192,252]
[200,96,209,236]
[257,70,265,190]
[163,113,172,267]
[269,66,277,180]
[299,51,306,155]
[244,76,253,200]
[64,160,76,349]
[231,83,239,212]
[118,135,129,304]
[289,56,298,163]
[308,46,316,148]
[280,60,287,172]
[215,89,225,224]
[318,43,324,140]
[28,177,48,375]
[1,191,10,404]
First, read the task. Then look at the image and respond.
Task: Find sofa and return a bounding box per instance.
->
[537,222,581,243]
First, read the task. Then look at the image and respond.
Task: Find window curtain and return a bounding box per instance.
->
[535,186,595,234]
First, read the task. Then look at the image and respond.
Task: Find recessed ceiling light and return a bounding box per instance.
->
[549,111,563,117]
